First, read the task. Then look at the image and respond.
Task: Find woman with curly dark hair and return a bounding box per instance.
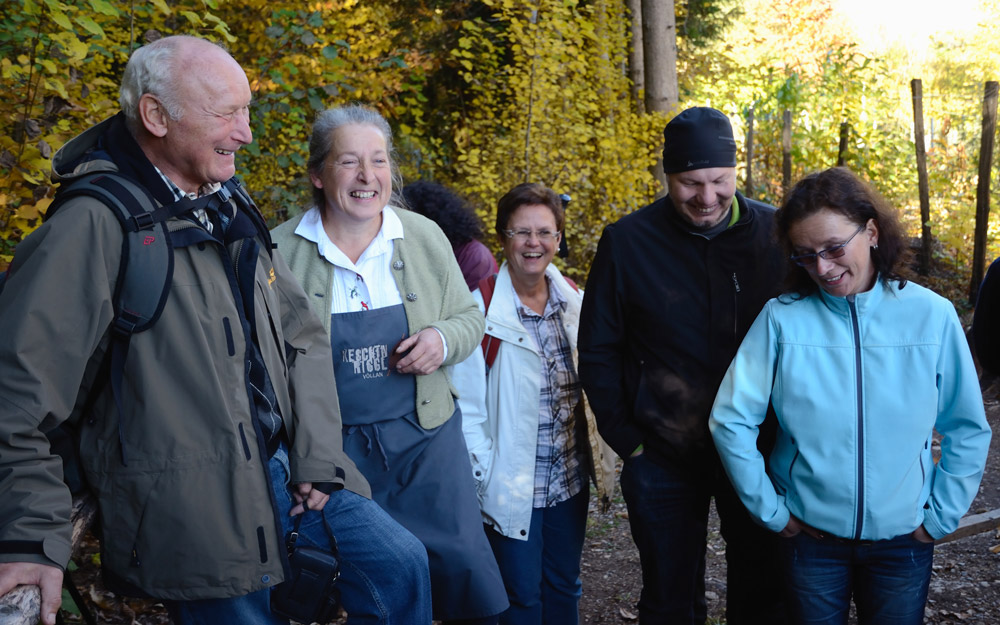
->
[402,181,498,290]
[710,167,991,625]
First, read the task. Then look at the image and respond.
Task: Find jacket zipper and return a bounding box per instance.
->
[731,272,741,335]
[847,296,865,540]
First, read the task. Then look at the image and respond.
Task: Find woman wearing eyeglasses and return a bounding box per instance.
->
[451,182,615,625]
[709,167,991,625]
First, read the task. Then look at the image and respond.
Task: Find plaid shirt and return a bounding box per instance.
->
[156,168,224,232]
[513,277,587,508]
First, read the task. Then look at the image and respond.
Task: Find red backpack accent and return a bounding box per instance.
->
[477,273,579,371]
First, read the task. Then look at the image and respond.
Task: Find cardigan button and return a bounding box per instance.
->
[406,292,418,302]
[421,399,432,405]
[393,260,405,270]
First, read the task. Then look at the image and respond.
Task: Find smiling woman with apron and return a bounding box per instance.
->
[270,105,507,625]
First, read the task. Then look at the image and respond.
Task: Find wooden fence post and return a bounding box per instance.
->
[746,106,754,198]
[837,122,851,166]
[912,79,932,276]
[971,81,999,304]
[782,109,792,197]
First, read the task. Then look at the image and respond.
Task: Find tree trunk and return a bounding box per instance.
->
[627,0,644,113]
[642,0,679,196]
[782,110,792,198]
[971,81,999,304]
[746,106,755,197]
[911,79,932,276]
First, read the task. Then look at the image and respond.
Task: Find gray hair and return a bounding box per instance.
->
[119,36,223,134]
[307,105,404,209]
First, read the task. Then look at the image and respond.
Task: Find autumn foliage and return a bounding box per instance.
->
[2,0,999,287]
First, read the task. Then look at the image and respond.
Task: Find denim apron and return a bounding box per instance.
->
[331,304,508,620]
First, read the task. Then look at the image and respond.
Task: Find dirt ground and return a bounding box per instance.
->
[58,381,1000,625]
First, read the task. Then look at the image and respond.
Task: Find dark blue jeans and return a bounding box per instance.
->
[485,489,589,625]
[779,531,934,625]
[619,452,786,625]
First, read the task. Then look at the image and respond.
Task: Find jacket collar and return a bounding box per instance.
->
[485,262,582,349]
[101,112,176,206]
[661,190,754,237]
[816,275,891,316]
[50,112,176,207]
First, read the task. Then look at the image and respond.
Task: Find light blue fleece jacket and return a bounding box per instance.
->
[710,279,991,541]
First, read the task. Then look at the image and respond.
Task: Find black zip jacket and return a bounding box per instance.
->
[578,192,785,471]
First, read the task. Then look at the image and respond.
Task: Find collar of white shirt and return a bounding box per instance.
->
[295,205,405,271]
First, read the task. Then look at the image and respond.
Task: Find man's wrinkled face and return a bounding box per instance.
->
[155,48,253,193]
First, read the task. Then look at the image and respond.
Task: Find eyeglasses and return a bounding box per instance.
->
[790,224,866,267]
[502,229,560,242]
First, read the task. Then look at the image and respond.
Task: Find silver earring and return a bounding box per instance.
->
[872,244,879,250]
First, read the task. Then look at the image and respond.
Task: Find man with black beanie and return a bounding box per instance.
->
[578,107,788,624]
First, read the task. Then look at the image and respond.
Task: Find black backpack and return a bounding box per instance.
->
[0,172,269,490]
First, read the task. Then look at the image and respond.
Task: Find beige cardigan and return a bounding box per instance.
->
[271,207,485,429]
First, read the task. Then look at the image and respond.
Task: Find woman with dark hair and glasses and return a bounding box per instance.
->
[451,182,615,625]
[709,167,991,625]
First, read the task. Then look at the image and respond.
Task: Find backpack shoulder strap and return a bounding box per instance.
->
[49,172,181,466]
[478,274,499,372]
[51,172,176,335]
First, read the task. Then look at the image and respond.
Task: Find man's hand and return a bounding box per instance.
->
[290,482,330,516]
[0,562,63,625]
[394,328,444,376]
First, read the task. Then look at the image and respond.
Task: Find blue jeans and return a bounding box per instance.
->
[166,447,432,625]
[619,452,786,625]
[779,531,934,625]
[486,489,589,625]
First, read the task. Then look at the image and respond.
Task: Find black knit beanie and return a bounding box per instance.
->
[662,107,737,174]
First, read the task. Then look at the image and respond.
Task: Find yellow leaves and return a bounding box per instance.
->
[16,199,48,223]
[51,32,90,62]
[449,0,662,276]
[50,11,74,32]
[181,11,204,26]
[87,0,118,16]
[74,15,105,38]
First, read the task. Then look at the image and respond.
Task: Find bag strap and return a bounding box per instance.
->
[286,500,340,556]
[477,274,500,372]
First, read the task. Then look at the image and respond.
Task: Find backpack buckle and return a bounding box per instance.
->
[128,212,156,231]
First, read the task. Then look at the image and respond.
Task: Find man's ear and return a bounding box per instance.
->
[138,93,169,138]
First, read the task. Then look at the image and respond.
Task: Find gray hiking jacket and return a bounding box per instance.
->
[0,115,369,600]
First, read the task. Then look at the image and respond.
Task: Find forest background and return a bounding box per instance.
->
[2,0,1000,307]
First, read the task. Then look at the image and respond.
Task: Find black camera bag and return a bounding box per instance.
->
[271,503,342,623]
